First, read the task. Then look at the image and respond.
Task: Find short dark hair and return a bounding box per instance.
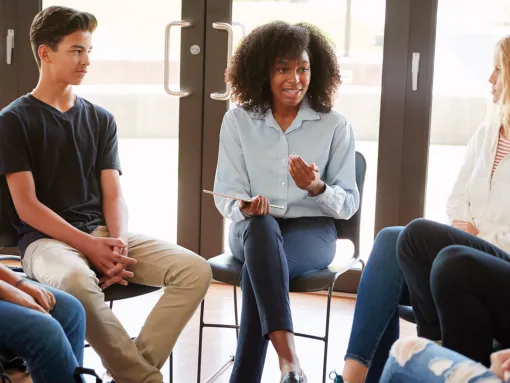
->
[226,21,341,116]
[30,6,97,69]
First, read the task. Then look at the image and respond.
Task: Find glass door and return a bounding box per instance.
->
[425,0,506,222]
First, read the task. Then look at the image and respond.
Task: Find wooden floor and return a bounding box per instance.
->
[8,283,416,383]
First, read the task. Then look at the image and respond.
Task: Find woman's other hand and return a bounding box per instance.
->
[288,155,325,197]
[452,220,480,236]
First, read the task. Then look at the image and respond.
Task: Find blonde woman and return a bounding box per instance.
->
[339,35,510,383]
[397,34,510,367]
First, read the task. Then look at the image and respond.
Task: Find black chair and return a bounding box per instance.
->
[197,151,367,383]
[398,305,416,324]
[0,176,173,382]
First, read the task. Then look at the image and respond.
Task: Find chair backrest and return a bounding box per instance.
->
[0,176,20,249]
[334,151,367,259]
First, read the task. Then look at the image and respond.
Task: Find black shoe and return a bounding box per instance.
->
[281,371,306,383]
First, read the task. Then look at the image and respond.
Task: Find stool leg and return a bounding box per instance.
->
[233,286,239,340]
[197,299,205,383]
[323,285,334,383]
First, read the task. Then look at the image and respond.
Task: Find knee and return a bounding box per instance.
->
[17,314,68,355]
[389,337,432,367]
[170,252,212,293]
[59,269,99,303]
[376,226,403,243]
[405,218,434,234]
[244,215,278,237]
[53,290,86,328]
[38,316,68,345]
[193,255,213,290]
[371,226,404,260]
[430,246,476,296]
[363,227,404,279]
[398,219,434,250]
[396,218,433,263]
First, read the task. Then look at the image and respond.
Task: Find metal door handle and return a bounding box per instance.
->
[6,29,14,65]
[210,22,234,101]
[412,52,420,91]
[164,21,193,97]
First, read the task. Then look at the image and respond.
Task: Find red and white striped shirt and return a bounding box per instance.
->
[492,127,510,176]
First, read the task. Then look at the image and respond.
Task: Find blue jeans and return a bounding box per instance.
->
[229,216,337,383]
[345,226,411,383]
[0,283,86,383]
[380,337,501,382]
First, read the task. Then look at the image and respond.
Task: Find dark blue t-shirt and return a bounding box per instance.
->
[0,94,122,256]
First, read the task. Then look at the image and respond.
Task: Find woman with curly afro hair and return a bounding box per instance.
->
[213,21,359,383]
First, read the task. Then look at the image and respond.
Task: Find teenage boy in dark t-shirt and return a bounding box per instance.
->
[0,6,211,383]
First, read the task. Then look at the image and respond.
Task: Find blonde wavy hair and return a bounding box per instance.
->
[497,36,510,137]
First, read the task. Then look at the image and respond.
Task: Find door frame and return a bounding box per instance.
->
[176,0,209,254]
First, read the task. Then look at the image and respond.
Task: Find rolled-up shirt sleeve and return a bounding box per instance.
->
[213,112,252,222]
[308,119,359,219]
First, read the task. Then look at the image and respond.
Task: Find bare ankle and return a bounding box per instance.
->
[279,357,301,375]
[342,359,368,383]
[270,330,302,375]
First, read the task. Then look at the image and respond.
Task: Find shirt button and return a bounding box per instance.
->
[282,158,286,164]
[282,182,286,186]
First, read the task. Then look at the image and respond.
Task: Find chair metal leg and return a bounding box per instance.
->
[197,299,205,383]
[233,286,239,340]
[322,285,334,383]
[196,280,339,382]
[359,258,366,273]
[197,293,238,383]
[203,355,234,383]
[169,352,173,383]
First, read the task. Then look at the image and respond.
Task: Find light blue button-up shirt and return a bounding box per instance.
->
[213,99,360,222]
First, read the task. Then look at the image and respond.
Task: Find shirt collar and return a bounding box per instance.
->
[248,98,321,132]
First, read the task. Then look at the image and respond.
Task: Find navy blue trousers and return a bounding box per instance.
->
[229,215,337,383]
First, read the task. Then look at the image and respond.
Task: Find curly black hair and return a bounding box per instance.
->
[226,21,341,116]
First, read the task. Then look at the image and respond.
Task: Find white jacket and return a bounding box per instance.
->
[446,110,510,253]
